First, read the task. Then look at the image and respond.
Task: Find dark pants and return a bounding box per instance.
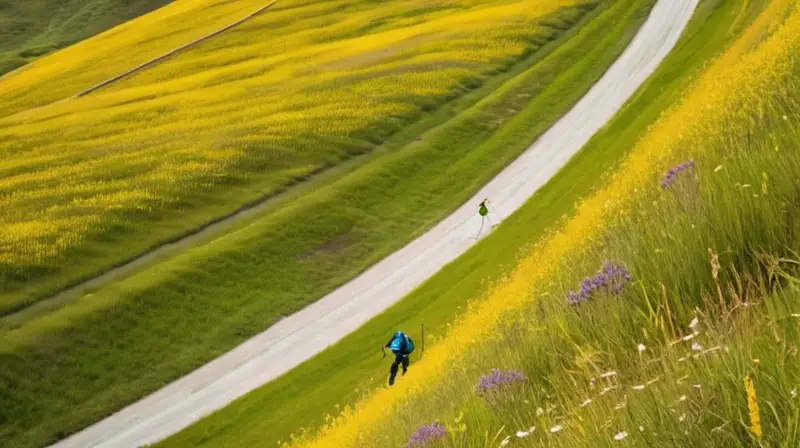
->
[388,352,409,386]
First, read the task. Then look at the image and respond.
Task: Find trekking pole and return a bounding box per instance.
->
[421,324,425,359]
[487,199,505,221]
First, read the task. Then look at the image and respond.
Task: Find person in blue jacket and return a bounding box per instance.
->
[383,331,415,386]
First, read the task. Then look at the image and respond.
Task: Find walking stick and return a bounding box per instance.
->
[420,323,425,359]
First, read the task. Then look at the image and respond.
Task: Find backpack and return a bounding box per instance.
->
[390,332,415,354]
[403,335,415,354]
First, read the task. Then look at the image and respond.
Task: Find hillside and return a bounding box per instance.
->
[0,0,657,446]
[287,0,800,446]
[161,0,775,446]
[0,0,172,75]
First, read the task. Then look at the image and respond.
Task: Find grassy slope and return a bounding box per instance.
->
[0,0,591,311]
[0,2,654,447]
[0,0,173,76]
[156,0,771,446]
[0,0,598,315]
[286,0,800,444]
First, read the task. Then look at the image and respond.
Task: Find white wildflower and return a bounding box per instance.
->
[536,407,544,416]
[550,425,563,433]
[689,317,699,331]
[679,395,687,402]
[691,342,703,352]
[679,413,686,422]
[692,384,701,390]
[637,343,647,353]
[791,389,797,399]
[516,427,535,438]
[614,432,628,441]
[639,426,644,432]
[601,371,617,378]
[500,435,511,447]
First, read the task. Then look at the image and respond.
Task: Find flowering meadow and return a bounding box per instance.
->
[289,0,800,446]
[3,1,666,446]
[0,0,591,313]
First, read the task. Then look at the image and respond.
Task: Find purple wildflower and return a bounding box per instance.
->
[476,368,527,395]
[406,422,447,447]
[567,262,632,306]
[660,159,695,189]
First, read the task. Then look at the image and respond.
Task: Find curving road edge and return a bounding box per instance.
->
[51,1,699,447]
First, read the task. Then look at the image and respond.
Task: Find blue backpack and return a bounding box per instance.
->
[390,332,415,354]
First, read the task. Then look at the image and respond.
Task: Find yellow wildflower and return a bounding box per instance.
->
[744,375,762,439]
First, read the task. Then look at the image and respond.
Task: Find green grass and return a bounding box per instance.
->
[156,0,775,446]
[0,0,173,76]
[0,2,662,447]
[297,0,800,443]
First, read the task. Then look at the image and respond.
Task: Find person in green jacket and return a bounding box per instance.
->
[475,198,496,240]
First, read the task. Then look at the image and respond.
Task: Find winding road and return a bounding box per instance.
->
[52,1,699,446]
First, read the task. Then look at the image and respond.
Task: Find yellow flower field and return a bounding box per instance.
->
[0,0,590,311]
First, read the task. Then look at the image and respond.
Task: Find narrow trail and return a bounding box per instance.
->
[51,1,699,446]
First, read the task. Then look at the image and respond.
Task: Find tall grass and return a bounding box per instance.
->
[291,1,800,446]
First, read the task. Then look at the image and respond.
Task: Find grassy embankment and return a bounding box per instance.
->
[0,0,173,76]
[2,0,596,313]
[0,1,656,446]
[160,0,775,446]
[288,1,800,446]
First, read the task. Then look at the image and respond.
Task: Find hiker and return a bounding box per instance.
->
[475,198,497,240]
[383,330,415,386]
